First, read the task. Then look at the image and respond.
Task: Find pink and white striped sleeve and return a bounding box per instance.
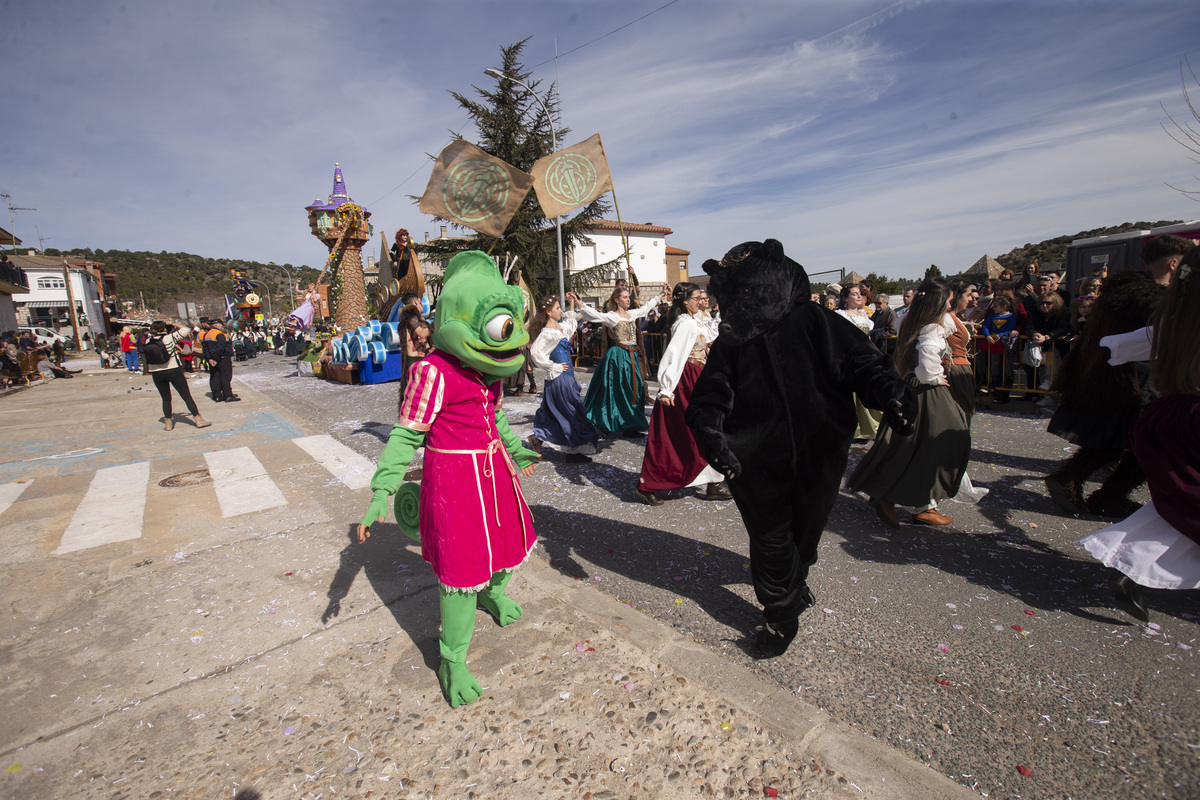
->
[398,360,444,431]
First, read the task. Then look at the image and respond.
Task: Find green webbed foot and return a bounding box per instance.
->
[478,570,523,626]
[437,660,483,708]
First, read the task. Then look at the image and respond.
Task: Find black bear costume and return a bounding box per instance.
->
[686,240,916,657]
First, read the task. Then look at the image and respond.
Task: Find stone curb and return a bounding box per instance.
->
[526,556,979,800]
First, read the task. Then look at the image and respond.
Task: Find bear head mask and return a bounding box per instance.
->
[702,239,812,346]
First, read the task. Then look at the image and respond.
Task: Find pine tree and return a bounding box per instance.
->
[419,39,619,299]
[925,264,942,279]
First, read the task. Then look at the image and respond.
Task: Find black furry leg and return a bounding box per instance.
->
[1087,450,1146,518]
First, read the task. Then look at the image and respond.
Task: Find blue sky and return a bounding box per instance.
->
[3,0,1199,280]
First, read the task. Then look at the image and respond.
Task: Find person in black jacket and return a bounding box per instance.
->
[1043,235,1191,517]
[686,240,916,658]
[203,319,240,402]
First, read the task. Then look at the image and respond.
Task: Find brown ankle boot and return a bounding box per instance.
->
[912,508,953,526]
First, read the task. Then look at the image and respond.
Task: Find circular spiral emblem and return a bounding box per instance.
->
[545,153,599,206]
[444,160,510,223]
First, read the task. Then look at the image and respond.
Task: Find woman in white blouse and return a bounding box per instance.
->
[847,278,971,527]
[634,283,729,505]
[578,283,669,436]
[527,292,598,462]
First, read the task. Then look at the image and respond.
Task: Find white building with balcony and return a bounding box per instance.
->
[8,252,107,339]
[569,220,678,303]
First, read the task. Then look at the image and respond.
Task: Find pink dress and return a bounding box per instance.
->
[400,350,537,589]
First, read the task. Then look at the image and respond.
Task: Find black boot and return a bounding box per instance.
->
[1109,573,1150,624]
[1086,450,1145,518]
[1046,447,1120,515]
[705,482,732,500]
[755,617,799,658]
[1044,471,1087,516]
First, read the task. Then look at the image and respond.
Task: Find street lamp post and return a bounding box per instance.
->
[261,282,273,325]
[483,68,565,310]
[270,262,296,312]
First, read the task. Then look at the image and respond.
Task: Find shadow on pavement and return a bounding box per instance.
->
[530,504,762,646]
[321,523,441,674]
[831,495,1199,626]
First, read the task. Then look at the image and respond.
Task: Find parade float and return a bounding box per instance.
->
[302,164,426,385]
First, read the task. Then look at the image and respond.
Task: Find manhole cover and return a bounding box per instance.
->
[158,469,212,488]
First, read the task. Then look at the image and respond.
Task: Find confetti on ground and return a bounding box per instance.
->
[283,727,296,735]
[5,764,20,775]
[937,644,949,652]
[1025,610,1037,615]
[720,722,733,731]
[1017,765,1033,777]
[952,625,963,630]
[765,788,779,798]
[1011,625,1024,631]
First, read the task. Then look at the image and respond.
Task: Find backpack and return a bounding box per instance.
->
[143,335,171,366]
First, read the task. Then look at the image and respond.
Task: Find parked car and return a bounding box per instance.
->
[18,326,75,350]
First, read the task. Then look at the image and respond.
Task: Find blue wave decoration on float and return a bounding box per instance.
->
[331,320,403,365]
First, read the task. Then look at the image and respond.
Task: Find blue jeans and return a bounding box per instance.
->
[124,350,139,371]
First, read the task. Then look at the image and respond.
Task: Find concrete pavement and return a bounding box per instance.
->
[0,359,976,799]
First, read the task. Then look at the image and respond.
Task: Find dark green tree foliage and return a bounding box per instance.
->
[924,264,942,279]
[992,220,1181,273]
[862,271,901,295]
[420,39,620,298]
[49,248,320,309]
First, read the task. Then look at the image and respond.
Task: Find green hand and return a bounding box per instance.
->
[359,490,390,529]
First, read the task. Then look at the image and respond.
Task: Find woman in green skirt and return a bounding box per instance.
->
[579,284,669,435]
[848,277,971,527]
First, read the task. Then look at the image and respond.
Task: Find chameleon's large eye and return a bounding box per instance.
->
[485,314,514,341]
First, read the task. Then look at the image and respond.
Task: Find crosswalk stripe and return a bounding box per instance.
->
[0,481,33,517]
[203,447,288,518]
[54,462,150,555]
[292,435,376,490]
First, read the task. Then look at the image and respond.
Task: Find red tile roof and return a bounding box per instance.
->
[665,246,690,255]
[580,219,673,235]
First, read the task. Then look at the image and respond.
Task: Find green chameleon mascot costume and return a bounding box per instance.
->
[358,251,540,707]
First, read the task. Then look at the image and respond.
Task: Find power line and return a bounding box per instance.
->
[531,0,682,69]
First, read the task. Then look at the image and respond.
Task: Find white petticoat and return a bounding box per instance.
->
[948,470,989,504]
[1079,500,1200,590]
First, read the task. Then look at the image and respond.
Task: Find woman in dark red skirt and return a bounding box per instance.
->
[634,282,730,505]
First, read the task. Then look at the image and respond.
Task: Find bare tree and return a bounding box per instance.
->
[1162,58,1200,199]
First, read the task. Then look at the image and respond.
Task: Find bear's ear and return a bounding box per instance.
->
[702,259,721,276]
[761,239,785,262]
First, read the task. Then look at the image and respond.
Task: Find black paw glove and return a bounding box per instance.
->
[698,429,742,480]
[884,384,918,436]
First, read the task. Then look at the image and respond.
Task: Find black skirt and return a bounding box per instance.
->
[947,363,975,420]
[847,378,971,507]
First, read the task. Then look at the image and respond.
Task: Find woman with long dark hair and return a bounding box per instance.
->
[527,292,598,462]
[1079,246,1200,622]
[578,283,669,435]
[847,277,971,527]
[634,283,728,504]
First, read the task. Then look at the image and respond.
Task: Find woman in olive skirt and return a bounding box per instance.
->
[847,277,971,527]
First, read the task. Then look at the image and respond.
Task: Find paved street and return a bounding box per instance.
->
[0,353,1196,800]
[238,353,1200,800]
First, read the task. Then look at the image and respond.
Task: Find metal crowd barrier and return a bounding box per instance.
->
[570,326,1071,399]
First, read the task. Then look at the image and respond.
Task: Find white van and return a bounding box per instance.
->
[18,326,75,350]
